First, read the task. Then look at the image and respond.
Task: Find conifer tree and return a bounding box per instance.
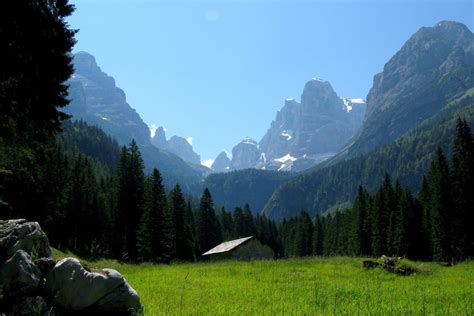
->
[418,176,433,259]
[428,147,453,262]
[114,140,145,261]
[169,185,195,261]
[137,168,167,262]
[242,204,257,236]
[294,210,313,257]
[450,118,474,259]
[219,207,234,240]
[196,188,222,256]
[371,174,393,256]
[313,215,324,255]
[233,207,245,238]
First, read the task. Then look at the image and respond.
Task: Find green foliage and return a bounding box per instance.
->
[264,94,474,220]
[0,0,76,144]
[83,257,474,315]
[195,189,222,256]
[137,169,167,262]
[204,169,294,215]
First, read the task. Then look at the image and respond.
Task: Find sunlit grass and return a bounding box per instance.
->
[52,249,474,315]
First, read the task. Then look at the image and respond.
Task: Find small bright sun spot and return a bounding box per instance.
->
[205,9,220,22]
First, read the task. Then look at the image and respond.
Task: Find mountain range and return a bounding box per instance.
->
[210,78,366,172]
[64,21,474,221]
[207,21,474,218]
[65,52,207,194]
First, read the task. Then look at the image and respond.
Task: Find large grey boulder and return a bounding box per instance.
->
[0,219,52,262]
[0,250,41,299]
[94,270,141,313]
[45,258,141,313]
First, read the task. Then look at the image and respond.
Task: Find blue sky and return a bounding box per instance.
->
[69,0,473,165]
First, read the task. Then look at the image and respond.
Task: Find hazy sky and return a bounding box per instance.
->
[69,0,473,164]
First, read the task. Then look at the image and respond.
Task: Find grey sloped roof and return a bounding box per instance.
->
[202,236,254,256]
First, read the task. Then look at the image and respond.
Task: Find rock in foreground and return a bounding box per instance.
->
[0,219,142,315]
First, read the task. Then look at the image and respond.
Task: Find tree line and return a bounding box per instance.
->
[279,118,473,262]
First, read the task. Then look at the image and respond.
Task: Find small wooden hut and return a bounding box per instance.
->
[202,236,274,261]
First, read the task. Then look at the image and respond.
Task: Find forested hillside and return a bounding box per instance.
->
[205,169,295,214]
[264,93,474,220]
[280,118,473,262]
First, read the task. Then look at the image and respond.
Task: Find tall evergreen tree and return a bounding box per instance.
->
[371,174,393,256]
[242,204,256,236]
[428,147,453,262]
[196,188,222,256]
[450,118,474,259]
[219,207,234,240]
[114,140,145,261]
[294,210,313,257]
[137,169,167,262]
[169,185,195,261]
[313,215,324,256]
[233,207,246,238]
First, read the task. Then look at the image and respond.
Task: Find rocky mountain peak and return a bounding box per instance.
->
[151,126,168,149]
[222,77,366,173]
[73,52,99,73]
[352,21,474,157]
[211,152,232,173]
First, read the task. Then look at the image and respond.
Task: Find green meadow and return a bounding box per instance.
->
[52,250,473,315]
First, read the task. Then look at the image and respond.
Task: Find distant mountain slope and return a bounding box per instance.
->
[209,78,366,172]
[151,126,201,165]
[263,92,474,220]
[65,52,205,194]
[60,120,120,168]
[342,21,474,160]
[204,169,295,215]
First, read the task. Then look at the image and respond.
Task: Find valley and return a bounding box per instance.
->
[1,1,473,315]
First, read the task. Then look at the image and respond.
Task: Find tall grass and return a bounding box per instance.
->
[52,250,473,315]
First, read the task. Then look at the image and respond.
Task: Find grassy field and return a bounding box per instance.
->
[53,250,473,315]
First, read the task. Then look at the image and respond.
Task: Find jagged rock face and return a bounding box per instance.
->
[68,52,151,146]
[0,250,41,299]
[226,79,366,172]
[231,138,263,170]
[151,126,168,149]
[351,21,474,156]
[211,151,231,173]
[259,98,300,160]
[64,52,206,195]
[167,136,201,165]
[220,78,366,172]
[151,126,201,165]
[290,79,362,157]
[0,219,52,262]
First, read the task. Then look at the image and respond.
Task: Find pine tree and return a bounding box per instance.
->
[137,169,167,262]
[371,174,393,256]
[450,118,474,259]
[114,140,145,261]
[294,210,313,257]
[348,185,370,255]
[418,176,433,260]
[391,189,412,256]
[428,147,453,262]
[233,207,245,238]
[219,207,234,240]
[242,204,256,236]
[313,215,324,255]
[169,185,195,261]
[196,188,222,256]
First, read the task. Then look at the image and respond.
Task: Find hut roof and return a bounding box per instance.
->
[202,236,254,256]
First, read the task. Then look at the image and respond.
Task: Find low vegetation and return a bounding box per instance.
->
[53,249,473,315]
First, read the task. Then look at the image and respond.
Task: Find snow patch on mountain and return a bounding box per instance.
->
[281,131,292,141]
